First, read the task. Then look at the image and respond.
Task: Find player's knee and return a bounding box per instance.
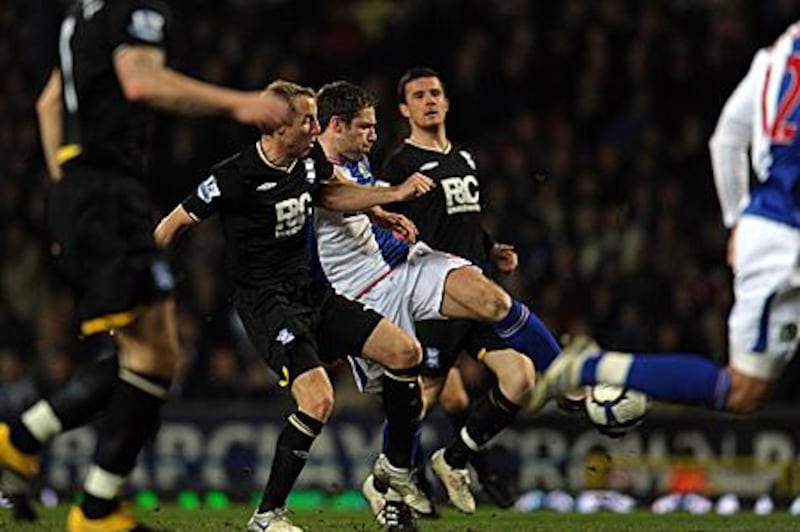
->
[479,284,512,322]
[300,389,335,420]
[439,385,469,413]
[388,334,423,370]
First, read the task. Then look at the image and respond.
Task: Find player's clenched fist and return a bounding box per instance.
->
[396,172,435,200]
[234,91,291,132]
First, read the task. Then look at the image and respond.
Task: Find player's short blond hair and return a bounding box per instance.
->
[263,80,315,112]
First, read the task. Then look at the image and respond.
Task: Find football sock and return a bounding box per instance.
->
[444,384,519,469]
[445,407,470,433]
[259,411,323,512]
[579,352,731,410]
[494,299,560,370]
[381,366,422,469]
[83,369,170,519]
[11,353,118,454]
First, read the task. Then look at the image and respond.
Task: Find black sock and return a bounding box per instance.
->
[10,351,118,455]
[50,353,118,431]
[82,369,169,519]
[444,384,520,469]
[259,411,323,513]
[381,366,422,468]
[8,421,40,455]
[445,407,469,433]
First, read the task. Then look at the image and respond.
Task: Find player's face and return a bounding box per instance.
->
[283,95,320,158]
[400,77,449,130]
[341,107,377,160]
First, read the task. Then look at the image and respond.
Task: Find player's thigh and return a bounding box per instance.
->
[116,297,179,378]
[317,292,387,363]
[49,167,174,338]
[440,265,510,321]
[235,290,322,388]
[728,216,800,382]
[402,244,472,321]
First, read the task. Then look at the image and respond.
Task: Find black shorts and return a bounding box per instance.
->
[235,279,382,386]
[47,164,174,336]
[416,319,508,378]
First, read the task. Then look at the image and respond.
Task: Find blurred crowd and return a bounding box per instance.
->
[2,0,800,411]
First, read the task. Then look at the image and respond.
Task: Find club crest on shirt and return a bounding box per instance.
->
[197,175,220,203]
[303,158,316,184]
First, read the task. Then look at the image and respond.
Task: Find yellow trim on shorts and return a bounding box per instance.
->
[80,306,146,336]
[476,348,488,363]
[56,144,83,164]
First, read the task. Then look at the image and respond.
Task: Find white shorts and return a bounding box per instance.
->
[728,215,800,380]
[348,242,473,392]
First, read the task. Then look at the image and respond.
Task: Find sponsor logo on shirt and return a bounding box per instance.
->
[441,175,481,214]
[275,192,313,237]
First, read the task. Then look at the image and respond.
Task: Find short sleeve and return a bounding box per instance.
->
[381,150,409,186]
[182,169,240,221]
[109,0,171,50]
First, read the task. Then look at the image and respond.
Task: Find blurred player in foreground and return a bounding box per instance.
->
[1,1,288,529]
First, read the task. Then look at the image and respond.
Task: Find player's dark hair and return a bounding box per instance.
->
[316,81,378,131]
[397,66,443,103]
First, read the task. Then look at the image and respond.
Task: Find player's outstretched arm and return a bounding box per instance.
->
[113,46,288,131]
[154,205,197,248]
[36,68,64,181]
[318,171,434,212]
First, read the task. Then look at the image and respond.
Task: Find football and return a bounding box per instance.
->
[584,385,650,438]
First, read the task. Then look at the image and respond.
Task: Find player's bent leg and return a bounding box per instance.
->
[70,299,178,530]
[441,267,561,371]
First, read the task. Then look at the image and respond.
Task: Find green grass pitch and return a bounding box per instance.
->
[3,505,800,531]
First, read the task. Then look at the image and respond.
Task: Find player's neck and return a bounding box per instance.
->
[258,138,296,171]
[407,127,450,153]
[318,134,345,165]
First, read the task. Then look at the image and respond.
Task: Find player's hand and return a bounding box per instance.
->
[726,226,737,269]
[233,91,290,132]
[491,243,518,273]
[373,210,419,243]
[395,172,434,201]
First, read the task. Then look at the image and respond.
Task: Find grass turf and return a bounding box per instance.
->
[4,504,800,531]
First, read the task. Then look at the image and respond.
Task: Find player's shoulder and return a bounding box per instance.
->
[211,146,250,175]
